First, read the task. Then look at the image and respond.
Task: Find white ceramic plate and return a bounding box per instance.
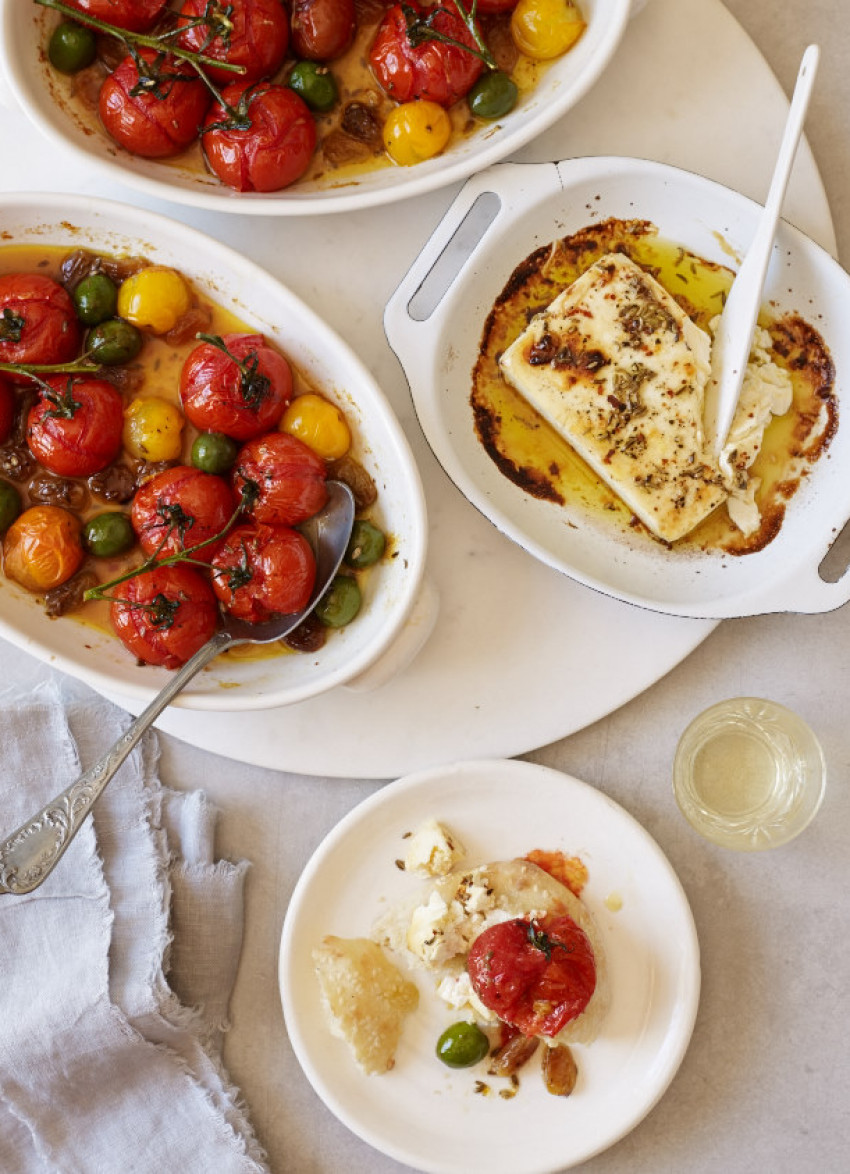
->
[0,192,428,710]
[0,0,632,215]
[385,155,850,619]
[279,758,700,1173]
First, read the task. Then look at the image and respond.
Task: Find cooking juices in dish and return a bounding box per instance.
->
[37,0,587,191]
[472,217,837,554]
[0,244,387,667]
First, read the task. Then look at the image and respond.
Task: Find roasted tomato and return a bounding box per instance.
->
[3,504,84,592]
[233,431,327,525]
[211,521,316,622]
[180,333,292,441]
[0,273,81,379]
[131,465,236,560]
[290,0,356,62]
[201,82,317,192]
[64,0,169,32]
[99,50,211,158]
[467,914,597,1038]
[27,377,124,478]
[0,376,15,444]
[176,0,290,85]
[476,0,520,10]
[110,563,220,668]
[369,1,485,107]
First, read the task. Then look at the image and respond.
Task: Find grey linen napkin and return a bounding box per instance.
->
[0,677,269,1174]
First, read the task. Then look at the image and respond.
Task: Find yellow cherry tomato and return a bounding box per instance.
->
[3,505,83,592]
[116,266,192,335]
[280,393,351,460]
[382,101,452,167]
[123,396,185,461]
[510,0,586,60]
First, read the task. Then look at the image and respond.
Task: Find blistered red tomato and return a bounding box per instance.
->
[99,51,211,158]
[290,0,356,62]
[64,0,169,32]
[179,333,293,440]
[177,0,290,85]
[233,431,328,525]
[0,274,81,379]
[110,563,220,668]
[476,0,520,11]
[131,466,236,560]
[201,82,317,192]
[0,376,14,444]
[369,1,485,107]
[211,522,316,622]
[467,914,597,1038]
[2,504,84,592]
[27,377,124,478]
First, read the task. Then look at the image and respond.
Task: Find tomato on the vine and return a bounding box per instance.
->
[0,377,14,445]
[27,376,124,478]
[99,50,211,158]
[64,0,169,33]
[201,82,317,192]
[109,563,220,668]
[211,522,316,622]
[290,0,356,62]
[2,504,84,592]
[180,333,292,441]
[233,431,328,525]
[467,914,597,1038]
[131,465,236,560]
[0,273,81,378]
[176,0,290,85]
[369,1,486,107]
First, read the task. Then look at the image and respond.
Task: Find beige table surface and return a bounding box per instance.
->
[2,1,849,1172]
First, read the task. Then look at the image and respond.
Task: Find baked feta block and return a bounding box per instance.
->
[499,252,725,542]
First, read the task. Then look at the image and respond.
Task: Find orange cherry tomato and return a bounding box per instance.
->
[3,504,84,592]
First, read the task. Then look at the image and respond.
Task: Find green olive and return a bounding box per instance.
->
[87,318,143,366]
[191,431,239,475]
[48,21,97,74]
[288,61,339,113]
[82,512,135,558]
[468,71,519,121]
[345,519,385,569]
[0,479,22,533]
[315,573,361,628]
[436,1022,490,1068]
[74,272,118,326]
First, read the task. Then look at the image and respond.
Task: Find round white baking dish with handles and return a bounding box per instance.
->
[0,0,633,216]
[384,155,850,619]
[0,192,432,710]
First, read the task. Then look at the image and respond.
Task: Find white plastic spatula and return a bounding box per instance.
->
[704,43,820,455]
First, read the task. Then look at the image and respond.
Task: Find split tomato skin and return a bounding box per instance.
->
[131,465,236,560]
[201,82,317,192]
[290,0,356,62]
[0,377,15,445]
[110,563,220,669]
[467,913,597,1038]
[176,0,290,85]
[64,0,169,33]
[0,273,81,379]
[369,1,485,107]
[179,333,293,440]
[233,431,328,525]
[211,522,316,622]
[99,51,211,158]
[27,377,124,478]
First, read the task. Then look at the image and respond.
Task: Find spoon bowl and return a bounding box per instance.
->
[0,481,355,896]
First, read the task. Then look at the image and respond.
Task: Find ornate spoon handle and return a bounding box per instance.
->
[0,632,231,896]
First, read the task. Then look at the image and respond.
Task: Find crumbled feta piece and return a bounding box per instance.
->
[436,972,498,1023]
[402,818,465,877]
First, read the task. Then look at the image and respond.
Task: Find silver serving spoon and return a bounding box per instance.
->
[704,43,819,455]
[0,480,355,896]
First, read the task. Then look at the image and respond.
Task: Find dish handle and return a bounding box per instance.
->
[744,554,850,616]
[343,577,439,693]
[383,161,563,359]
